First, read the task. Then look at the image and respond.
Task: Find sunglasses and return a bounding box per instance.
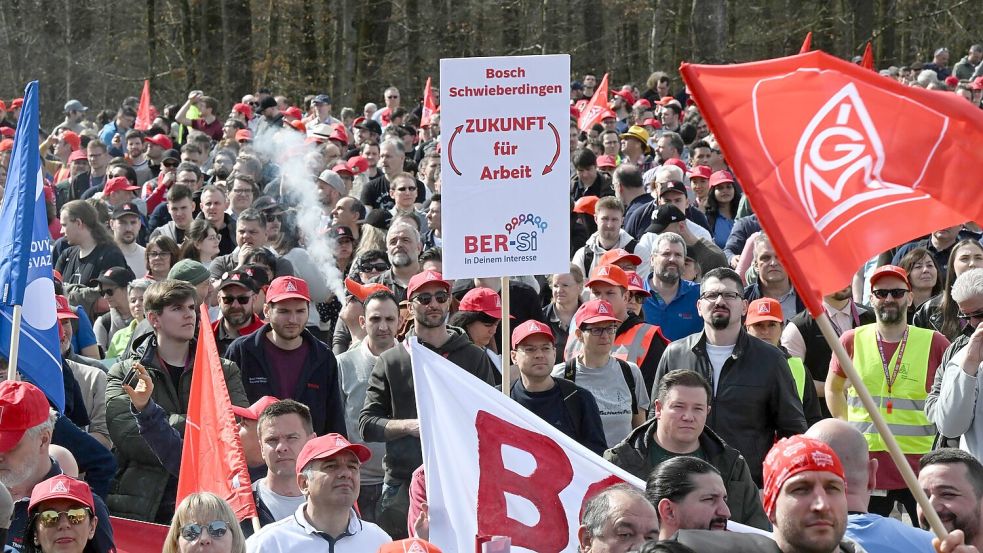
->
[37,508,91,528]
[413,291,450,305]
[871,288,907,300]
[163,161,179,168]
[359,262,389,273]
[393,186,416,192]
[180,520,229,542]
[263,212,282,223]
[220,295,252,305]
[99,288,117,297]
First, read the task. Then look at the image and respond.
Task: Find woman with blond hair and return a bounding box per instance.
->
[162,492,245,553]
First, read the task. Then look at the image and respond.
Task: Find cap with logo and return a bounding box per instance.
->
[218,270,259,293]
[585,264,629,289]
[92,266,136,289]
[869,264,910,290]
[28,475,95,513]
[511,319,555,348]
[647,204,687,234]
[266,276,311,303]
[55,295,78,320]
[347,156,369,175]
[746,297,783,326]
[626,271,651,297]
[111,202,142,220]
[377,538,444,553]
[103,176,139,196]
[406,270,451,298]
[709,170,736,188]
[0,381,51,453]
[598,248,642,269]
[659,180,688,198]
[458,287,505,319]
[344,278,392,302]
[231,396,279,421]
[574,299,620,328]
[688,165,713,180]
[296,433,372,473]
[329,225,355,243]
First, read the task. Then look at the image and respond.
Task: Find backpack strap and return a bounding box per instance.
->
[564,358,577,382]
[616,358,638,414]
[554,377,584,441]
[625,238,638,253]
[583,249,595,276]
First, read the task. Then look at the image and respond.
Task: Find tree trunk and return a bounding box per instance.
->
[222,0,253,102]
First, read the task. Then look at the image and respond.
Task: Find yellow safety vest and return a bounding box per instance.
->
[788,356,807,402]
[847,324,936,453]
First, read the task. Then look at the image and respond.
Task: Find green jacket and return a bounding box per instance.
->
[603,417,769,530]
[105,335,248,522]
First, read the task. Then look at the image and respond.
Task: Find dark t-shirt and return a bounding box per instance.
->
[262,335,310,399]
[647,436,706,467]
[511,380,576,438]
[55,243,129,286]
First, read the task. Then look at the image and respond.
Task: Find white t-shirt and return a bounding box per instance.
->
[552,357,650,447]
[254,479,306,522]
[705,343,736,395]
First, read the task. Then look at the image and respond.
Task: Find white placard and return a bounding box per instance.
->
[440,54,571,279]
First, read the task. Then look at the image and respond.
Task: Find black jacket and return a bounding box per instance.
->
[360,327,500,481]
[604,419,768,529]
[654,328,807,486]
[225,324,347,436]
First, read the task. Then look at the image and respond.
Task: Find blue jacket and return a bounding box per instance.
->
[225,324,347,437]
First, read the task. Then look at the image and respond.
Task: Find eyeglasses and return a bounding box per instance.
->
[957,309,983,322]
[99,288,117,297]
[583,325,618,336]
[37,508,91,528]
[699,291,742,302]
[413,291,450,305]
[180,520,229,542]
[220,295,252,305]
[393,186,416,192]
[359,262,389,273]
[871,288,908,300]
[517,344,555,355]
[148,251,170,258]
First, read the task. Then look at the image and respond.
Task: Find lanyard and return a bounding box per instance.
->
[824,301,860,337]
[875,327,908,414]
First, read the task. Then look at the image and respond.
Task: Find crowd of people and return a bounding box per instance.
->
[0,42,982,552]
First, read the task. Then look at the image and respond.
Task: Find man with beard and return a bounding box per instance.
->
[648,456,734,539]
[198,185,236,255]
[0,381,117,553]
[642,232,702,341]
[360,271,499,539]
[370,223,423,303]
[110,202,145,276]
[212,270,265,356]
[743,234,805,320]
[783,284,874,419]
[577,485,659,552]
[655,267,806,487]
[918,448,983,552]
[826,265,949,522]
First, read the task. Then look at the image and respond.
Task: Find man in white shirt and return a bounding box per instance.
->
[246,433,391,552]
[110,202,145,276]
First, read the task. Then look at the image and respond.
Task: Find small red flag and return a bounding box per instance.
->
[135,80,152,131]
[861,41,875,70]
[680,51,981,315]
[799,32,813,54]
[421,77,437,128]
[577,73,616,132]
[176,305,257,521]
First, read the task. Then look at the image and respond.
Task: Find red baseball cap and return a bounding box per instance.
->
[103,176,139,196]
[29,475,95,513]
[344,278,392,302]
[330,126,348,144]
[0,381,51,453]
[586,264,630,289]
[283,106,303,120]
[598,248,642,268]
[641,117,662,129]
[68,149,88,163]
[347,156,369,175]
[511,320,555,348]
[55,295,78,320]
[231,396,279,421]
[657,96,676,105]
[9,98,22,109]
[266,276,311,303]
[0,128,13,139]
[459,287,505,319]
[596,155,617,169]
[352,116,366,127]
[573,195,599,216]
[870,264,910,290]
[626,271,651,297]
[377,539,443,553]
[688,165,712,180]
[235,129,253,142]
[709,170,736,188]
[662,158,687,174]
[333,163,354,177]
[144,134,173,150]
[232,102,253,120]
[634,99,653,109]
[613,89,635,106]
[406,270,450,298]
[289,120,307,133]
[60,130,81,152]
[296,433,371,473]
[575,299,620,328]
[746,297,783,325]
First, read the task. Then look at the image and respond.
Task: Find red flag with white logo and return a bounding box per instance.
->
[135,80,152,131]
[577,73,616,132]
[422,76,437,128]
[176,305,257,521]
[680,51,980,315]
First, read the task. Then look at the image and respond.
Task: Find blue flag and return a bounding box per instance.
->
[0,81,65,411]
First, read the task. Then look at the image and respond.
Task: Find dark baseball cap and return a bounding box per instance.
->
[111,203,142,219]
[218,270,259,293]
[312,94,332,105]
[659,180,688,198]
[647,204,687,234]
[355,119,382,135]
[162,149,181,162]
[91,266,136,288]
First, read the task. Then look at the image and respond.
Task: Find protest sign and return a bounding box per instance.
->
[440,54,571,279]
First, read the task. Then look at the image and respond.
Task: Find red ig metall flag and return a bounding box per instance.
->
[421,76,437,128]
[577,73,616,132]
[681,51,983,315]
[176,305,257,521]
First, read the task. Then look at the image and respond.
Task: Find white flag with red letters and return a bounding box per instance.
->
[411,340,767,552]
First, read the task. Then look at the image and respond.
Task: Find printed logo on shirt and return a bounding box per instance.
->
[248,377,268,384]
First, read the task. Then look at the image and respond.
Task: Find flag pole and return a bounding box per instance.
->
[815,313,947,539]
[251,516,260,533]
[500,276,511,394]
[6,305,21,381]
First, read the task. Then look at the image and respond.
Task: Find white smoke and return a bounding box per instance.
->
[249,127,345,302]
